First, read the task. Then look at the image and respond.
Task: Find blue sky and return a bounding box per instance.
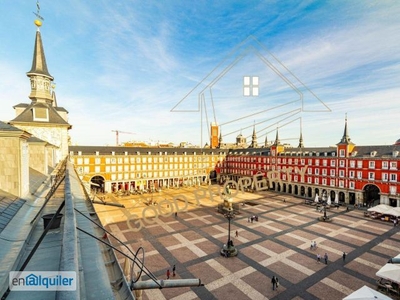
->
[1,1,399,147]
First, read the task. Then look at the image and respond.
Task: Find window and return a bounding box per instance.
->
[382,173,388,181]
[322,178,327,185]
[339,180,344,187]
[330,160,336,167]
[390,174,397,182]
[382,161,388,169]
[357,161,362,168]
[350,160,355,168]
[349,181,355,189]
[390,162,397,170]
[339,170,344,177]
[323,160,327,166]
[322,169,327,176]
[339,149,345,157]
[369,161,375,169]
[330,170,335,176]
[368,172,375,180]
[315,169,320,175]
[314,178,319,184]
[357,171,362,179]
[315,159,320,166]
[243,76,259,96]
[33,107,49,121]
[339,160,345,167]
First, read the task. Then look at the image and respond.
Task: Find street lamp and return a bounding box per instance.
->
[321,192,329,220]
[220,198,238,257]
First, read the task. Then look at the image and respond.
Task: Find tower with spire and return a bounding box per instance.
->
[270,127,284,156]
[336,114,355,157]
[9,8,71,163]
[249,123,258,148]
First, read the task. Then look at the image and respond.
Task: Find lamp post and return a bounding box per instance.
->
[322,192,328,220]
[220,198,238,257]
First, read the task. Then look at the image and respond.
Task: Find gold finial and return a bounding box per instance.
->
[34,19,42,27]
[33,1,44,27]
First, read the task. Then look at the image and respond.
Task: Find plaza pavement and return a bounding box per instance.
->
[93,187,400,300]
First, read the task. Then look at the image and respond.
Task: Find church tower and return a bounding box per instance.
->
[250,123,258,148]
[9,13,71,164]
[336,115,355,157]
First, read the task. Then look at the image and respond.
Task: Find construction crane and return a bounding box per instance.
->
[111,130,135,146]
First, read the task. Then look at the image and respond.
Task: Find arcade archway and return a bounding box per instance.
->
[91,175,105,193]
[363,184,380,206]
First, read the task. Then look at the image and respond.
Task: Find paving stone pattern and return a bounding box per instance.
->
[104,191,400,300]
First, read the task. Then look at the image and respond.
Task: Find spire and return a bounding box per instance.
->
[218,128,223,148]
[274,127,280,146]
[339,114,351,144]
[298,132,304,148]
[250,123,258,148]
[27,29,53,79]
[27,14,54,104]
[264,134,268,147]
[298,119,304,148]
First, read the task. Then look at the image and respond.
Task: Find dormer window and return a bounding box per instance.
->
[370,151,377,157]
[351,151,358,157]
[393,151,399,158]
[33,107,49,122]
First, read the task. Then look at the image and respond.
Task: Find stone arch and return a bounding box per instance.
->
[91,175,105,193]
[339,191,346,203]
[301,186,306,197]
[307,187,312,198]
[363,184,381,206]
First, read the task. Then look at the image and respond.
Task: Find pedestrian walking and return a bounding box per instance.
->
[324,253,328,265]
[172,264,176,276]
[310,241,314,250]
[342,252,346,262]
[313,241,317,249]
[167,269,170,279]
[235,230,238,237]
[271,275,278,290]
[317,254,321,263]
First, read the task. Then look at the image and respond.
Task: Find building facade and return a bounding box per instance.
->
[69,146,227,193]
[219,119,400,207]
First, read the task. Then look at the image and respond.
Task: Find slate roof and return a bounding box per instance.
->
[0,121,23,131]
[10,102,70,127]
